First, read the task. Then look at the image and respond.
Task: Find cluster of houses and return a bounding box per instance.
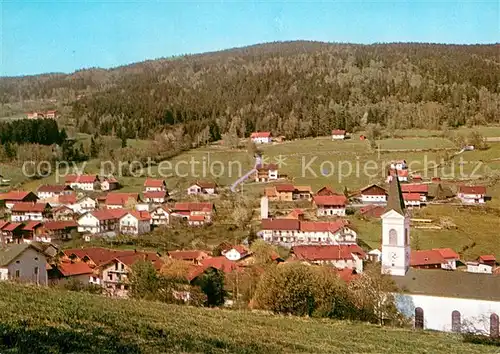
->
[26,110,58,119]
[249,129,348,145]
[0,175,219,245]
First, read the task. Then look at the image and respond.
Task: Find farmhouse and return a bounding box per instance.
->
[293,186,313,201]
[360,184,387,204]
[52,205,75,221]
[48,261,93,285]
[143,178,167,192]
[221,245,251,261]
[313,195,347,217]
[77,209,127,234]
[331,129,346,140]
[105,193,141,209]
[289,245,365,273]
[401,184,428,202]
[67,196,96,214]
[1,222,24,244]
[265,184,294,201]
[403,193,422,207]
[0,243,49,285]
[143,191,168,204]
[168,250,210,265]
[119,211,151,235]
[0,191,39,209]
[150,206,170,226]
[10,202,52,222]
[37,221,78,242]
[254,164,278,182]
[100,176,120,191]
[187,181,217,195]
[65,175,100,191]
[45,110,57,119]
[250,132,272,144]
[411,248,460,270]
[37,184,73,200]
[173,202,214,224]
[389,168,409,182]
[359,204,385,218]
[458,185,486,204]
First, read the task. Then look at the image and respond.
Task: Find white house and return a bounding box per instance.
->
[10,202,51,222]
[150,206,170,226]
[250,132,272,144]
[77,210,125,234]
[64,175,100,191]
[222,246,250,261]
[187,182,217,195]
[37,185,73,200]
[331,129,346,140]
[67,196,96,214]
[390,160,407,171]
[143,191,168,204]
[403,193,421,207]
[458,185,486,204]
[290,244,365,273]
[143,178,167,192]
[467,262,493,274]
[0,243,49,285]
[119,211,151,235]
[360,184,387,204]
[100,177,120,191]
[313,195,347,217]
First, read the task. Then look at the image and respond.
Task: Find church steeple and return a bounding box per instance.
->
[386,175,405,215]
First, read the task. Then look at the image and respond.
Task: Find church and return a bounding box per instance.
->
[381,176,500,335]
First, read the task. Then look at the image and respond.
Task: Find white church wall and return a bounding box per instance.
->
[395,293,500,333]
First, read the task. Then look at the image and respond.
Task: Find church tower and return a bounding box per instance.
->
[381,175,410,276]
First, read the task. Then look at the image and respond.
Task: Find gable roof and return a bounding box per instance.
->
[37,185,71,193]
[331,129,346,135]
[63,247,162,268]
[458,185,486,195]
[250,132,271,138]
[11,202,50,213]
[168,250,210,261]
[360,184,387,196]
[315,186,340,196]
[403,193,421,202]
[144,178,166,188]
[57,261,94,277]
[87,209,127,221]
[58,193,78,205]
[286,209,304,219]
[2,222,23,232]
[386,176,405,215]
[299,220,349,233]
[359,204,385,218]
[0,244,45,266]
[42,220,78,230]
[174,202,213,212]
[261,218,300,231]
[122,211,151,221]
[479,255,496,262]
[65,175,99,184]
[275,184,295,192]
[401,184,429,194]
[23,221,43,231]
[291,245,365,261]
[190,181,216,189]
[105,193,139,206]
[143,191,167,199]
[313,195,347,206]
[0,191,38,201]
[410,248,459,266]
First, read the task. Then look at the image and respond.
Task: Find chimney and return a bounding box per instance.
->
[260,196,268,220]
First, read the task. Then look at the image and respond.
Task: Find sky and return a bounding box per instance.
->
[1,1,499,76]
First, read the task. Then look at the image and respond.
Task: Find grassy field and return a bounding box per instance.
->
[0,282,493,354]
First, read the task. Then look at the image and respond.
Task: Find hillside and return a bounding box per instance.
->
[0,282,494,354]
[1,41,499,143]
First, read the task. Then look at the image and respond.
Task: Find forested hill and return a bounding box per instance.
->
[1,41,499,142]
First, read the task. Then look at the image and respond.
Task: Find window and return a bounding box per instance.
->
[34,267,39,275]
[34,257,38,261]
[15,270,20,278]
[389,229,397,246]
[415,307,424,329]
[451,310,461,332]
[108,273,113,281]
[491,313,499,338]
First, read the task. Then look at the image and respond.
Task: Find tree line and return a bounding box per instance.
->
[0,118,66,146]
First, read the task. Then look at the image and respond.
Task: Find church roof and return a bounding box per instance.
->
[392,268,500,301]
[386,176,405,215]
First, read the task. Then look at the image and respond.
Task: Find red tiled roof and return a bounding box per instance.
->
[412,175,422,180]
[479,255,496,262]
[261,218,300,231]
[459,185,486,195]
[37,184,70,193]
[411,250,446,266]
[275,184,295,192]
[189,215,206,222]
[11,202,49,212]
[201,256,240,273]
[58,193,77,205]
[53,205,74,214]
[174,202,213,212]
[144,178,165,188]
[360,184,387,196]
[315,186,340,196]
[291,245,365,261]
[22,221,42,231]
[0,191,37,201]
[299,220,349,233]
[58,261,93,277]
[335,268,359,282]
[144,191,167,199]
[403,193,421,201]
[169,250,209,261]
[431,177,441,182]
[433,248,459,260]
[191,181,216,189]
[390,169,409,177]
[313,195,347,207]
[105,193,139,206]
[250,132,271,138]
[125,210,151,221]
[63,247,161,268]
[401,184,428,194]
[65,175,98,184]
[3,222,23,232]
[359,204,385,218]
[287,209,304,219]
[90,209,127,221]
[331,129,346,135]
[42,221,78,230]
[256,163,278,171]
[0,221,9,230]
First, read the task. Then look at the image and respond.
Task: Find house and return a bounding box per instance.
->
[390,160,407,170]
[168,250,210,265]
[48,260,94,285]
[143,178,167,192]
[45,110,57,119]
[67,196,96,214]
[315,186,340,196]
[77,209,126,234]
[1,222,25,244]
[187,181,217,195]
[0,191,39,209]
[143,191,168,204]
[0,243,49,285]
[64,175,100,191]
[360,184,387,204]
[221,245,251,261]
[250,132,272,144]
[27,112,44,119]
[412,175,423,183]
[56,192,78,206]
[173,202,214,224]
[293,186,313,201]
[105,193,140,209]
[401,184,429,202]
[254,164,279,182]
[479,255,496,268]
[150,206,170,226]
[286,209,305,220]
[389,168,409,182]
[100,176,120,191]
[119,211,151,235]
[37,221,78,242]
[290,245,365,273]
[411,248,460,270]
[52,205,75,221]
[403,193,422,207]
[458,185,486,204]
[21,221,44,242]
[367,249,382,262]
[313,195,347,217]
[466,261,493,274]
[265,184,294,202]
[187,215,207,226]
[259,218,357,247]
[37,185,73,200]
[10,202,52,222]
[99,252,163,297]
[331,129,346,140]
[359,204,386,218]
